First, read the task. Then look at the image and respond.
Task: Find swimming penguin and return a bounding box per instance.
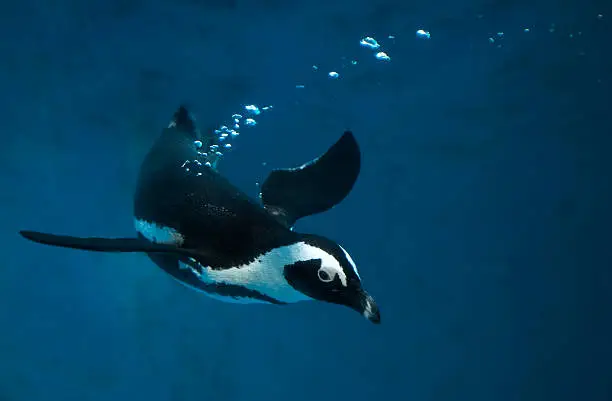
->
[19,106,380,323]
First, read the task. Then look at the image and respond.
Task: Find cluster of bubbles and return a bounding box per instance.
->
[181,10,606,173]
[189,31,434,169]
[322,31,431,81]
[323,35,396,81]
[190,104,273,168]
[487,13,604,48]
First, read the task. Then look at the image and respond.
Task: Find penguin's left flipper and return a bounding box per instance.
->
[19,230,203,258]
[261,131,360,227]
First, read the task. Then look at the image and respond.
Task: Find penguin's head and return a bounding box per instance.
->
[283,234,380,324]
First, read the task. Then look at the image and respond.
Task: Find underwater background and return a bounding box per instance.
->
[0,0,610,400]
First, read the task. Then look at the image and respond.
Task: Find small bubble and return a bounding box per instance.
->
[215,151,223,157]
[205,162,212,167]
[194,140,203,148]
[328,71,340,79]
[244,105,261,115]
[524,28,530,32]
[232,113,242,120]
[359,37,380,49]
[197,172,202,176]
[261,105,273,111]
[416,29,431,39]
[312,65,318,70]
[597,14,603,20]
[245,118,257,127]
[388,35,396,39]
[234,124,240,129]
[489,37,495,43]
[224,144,232,149]
[296,84,305,89]
[497,32,504,37]
[231,130,239,137]
[375,52,391,61]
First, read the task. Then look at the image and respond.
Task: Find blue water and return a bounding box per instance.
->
[1,1,610,400]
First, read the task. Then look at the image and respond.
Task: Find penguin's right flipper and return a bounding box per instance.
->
[260,131,361,227]
[19,230,203,258]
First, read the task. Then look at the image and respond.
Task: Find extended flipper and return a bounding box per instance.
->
[19,230,203,258]
[260,131,361,227]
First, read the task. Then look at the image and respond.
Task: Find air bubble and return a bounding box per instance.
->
[375,52,391,61]
[245,118,257,127]
[328,71,339,79]
[416,29,431,39]
[194,140,203,148]
[244,105,261,115]
[360,37,380,49]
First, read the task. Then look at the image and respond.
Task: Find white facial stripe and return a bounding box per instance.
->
[297,243,348,287]
[183,241,348,303]
[135,219,185,245]
[339,245,360,279]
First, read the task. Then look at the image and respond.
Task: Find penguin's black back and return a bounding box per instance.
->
[134,121,296,269]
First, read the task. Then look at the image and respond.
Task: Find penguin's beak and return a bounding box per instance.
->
[349,289,380,324]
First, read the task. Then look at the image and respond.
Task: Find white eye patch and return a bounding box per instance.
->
[317,265,338,282]
[290,242,348,287]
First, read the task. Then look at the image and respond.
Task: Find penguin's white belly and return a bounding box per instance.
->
[179,244,315,304]
[172,271,265,304]
[135,218,313,304]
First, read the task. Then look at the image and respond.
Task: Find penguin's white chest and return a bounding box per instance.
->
[180,244,313,304]
[135,218,313,304]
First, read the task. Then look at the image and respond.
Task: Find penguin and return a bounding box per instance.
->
[19,106,380,324]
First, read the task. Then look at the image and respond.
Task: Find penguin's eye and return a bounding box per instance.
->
[317,267,335,283]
